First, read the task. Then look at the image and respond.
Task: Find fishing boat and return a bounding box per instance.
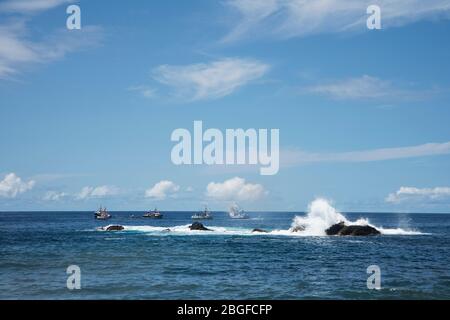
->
[229,204,249,219]
[143,208,163,219]
[94,206,111,220]
[191,206,213,220]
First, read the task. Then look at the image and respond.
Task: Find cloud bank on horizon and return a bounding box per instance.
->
[0,173,35,198]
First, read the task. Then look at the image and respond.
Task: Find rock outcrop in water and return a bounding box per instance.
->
[104,225,124,231]
[325,222,346,235]
[251,228,268,233]
[189,222,211,231]
[325,222,380,236]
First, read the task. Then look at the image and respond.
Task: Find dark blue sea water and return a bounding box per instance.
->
[1,211,449,299]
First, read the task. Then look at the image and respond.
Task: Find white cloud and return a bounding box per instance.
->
[151,58,269,101]
[223,0,450,42]
[76,185,118,200]
[282,141,450,166]
[386,186,450,203]
[43,191,67,201]
[145,180,180,200]
[0,0,73,13]
[0,173,35,198]
[301,75,430,100]
[206,177,267,201]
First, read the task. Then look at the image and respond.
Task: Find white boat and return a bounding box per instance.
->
[143,208,163,219]
[192,206,213,220]
[94,206,111,220]
[229,204,249,219]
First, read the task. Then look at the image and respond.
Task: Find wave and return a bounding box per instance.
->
[97,199,426,237]
[289,198,426,236]
[376,227,424,235]
[98,224,256,236]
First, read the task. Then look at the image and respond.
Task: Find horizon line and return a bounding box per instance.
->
[0,210,449,215]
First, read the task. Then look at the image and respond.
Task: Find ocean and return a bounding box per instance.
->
[1,204,450,299]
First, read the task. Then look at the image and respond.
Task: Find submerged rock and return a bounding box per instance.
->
[326,222,380,236]
[104,225,124,231]
[189,222,211,231]
[252,228,268,233]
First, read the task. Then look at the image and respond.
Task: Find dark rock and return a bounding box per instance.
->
[339,225,380,236]
[252,228,268,233]
[189,222,211,231]
[326,222,380,236]
[325,221,346,235]
[105,225,124,231]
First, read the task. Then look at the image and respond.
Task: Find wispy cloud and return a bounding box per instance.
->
[223,0,450,42]
[0,173,35,198]
[0,1,102,80]
[206,177,268,202]
[0,0,73,14]
[149,58,269,101]
[386,186,450,203]
[282,141,450,166]
[300,75,435,101]
[145,180,180,200]
[43,191,68,201]
[0,23,102,79]
[76,185,119,200]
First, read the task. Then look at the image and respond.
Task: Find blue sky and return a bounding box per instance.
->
[1,0,450,212]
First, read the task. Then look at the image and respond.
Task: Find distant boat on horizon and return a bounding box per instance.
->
[192,206,213,220]
[94,206,111,220]
[229,204,249,219]
[143,208,163,219]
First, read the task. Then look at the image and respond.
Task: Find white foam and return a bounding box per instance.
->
[376,227,426,235]
[290,198,349,236]
[124,224,255,236]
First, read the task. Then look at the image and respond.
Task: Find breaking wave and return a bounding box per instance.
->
[97,199,426,237]
[99,224,256,236]
[288,198,425,236]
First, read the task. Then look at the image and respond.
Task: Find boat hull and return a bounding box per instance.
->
[143,214,163,219]
[95,216,111,220]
